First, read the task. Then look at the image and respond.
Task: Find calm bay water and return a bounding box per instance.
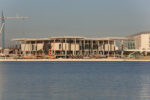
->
[0,61,150,100]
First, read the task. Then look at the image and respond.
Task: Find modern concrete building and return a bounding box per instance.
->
[13,36,126,58]
[10,31,150,58]
[125,31,150,52]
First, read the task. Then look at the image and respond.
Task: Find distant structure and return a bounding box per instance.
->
[124,31,150,52]
[13,36,127,58]
[0,11,28,53]
[1,11,150,58]
[12,31,150,58]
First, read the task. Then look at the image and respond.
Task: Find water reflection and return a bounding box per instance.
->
[140,72,150,100]
[0,63,4,100]
[0,62,150,100]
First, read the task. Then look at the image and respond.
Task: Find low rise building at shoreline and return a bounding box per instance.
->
[125,31,150,52]
[13,36,127,58]
[1,31,149,59]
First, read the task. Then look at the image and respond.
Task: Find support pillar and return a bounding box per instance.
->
[75,38,76,56]
[91,40,93,55]
[35,41,37,56]
[121,40,124,58]
[54,39,56,55]
[84,40,85,56]
[65,39,67,58]
[108,40,110,57]
[15,41,17,56]
[103,40,105,55]
[24,41,27,56]
[113,40,116,57]
[97,41,99,55]
[30,41,32,55]
[79,40,82,55]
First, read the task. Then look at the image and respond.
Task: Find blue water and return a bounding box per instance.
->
[0,61,150,100]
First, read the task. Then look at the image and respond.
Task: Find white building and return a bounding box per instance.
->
[13,36,126,58]
[126,31,150,52]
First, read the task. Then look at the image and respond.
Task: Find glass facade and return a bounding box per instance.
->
[127,40,135,49]
[124,40,135,50]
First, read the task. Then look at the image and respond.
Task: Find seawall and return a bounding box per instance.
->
[0,59,150,62]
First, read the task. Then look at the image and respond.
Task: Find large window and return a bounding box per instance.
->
[32,45,35,51]
[128,40,135,49]
[59,44,62,49]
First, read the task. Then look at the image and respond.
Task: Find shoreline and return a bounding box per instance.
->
[0,58,150,62]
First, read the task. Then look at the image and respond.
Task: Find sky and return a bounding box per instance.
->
[0,0,150,46]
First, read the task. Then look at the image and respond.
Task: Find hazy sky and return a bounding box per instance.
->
[1,0,150,46]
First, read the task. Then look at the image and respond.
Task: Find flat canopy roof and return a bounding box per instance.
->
[49,36,85,39]
[85,37,128,40]
[12,38,49,41]
[12,36,85,41]
[12,36,128,41]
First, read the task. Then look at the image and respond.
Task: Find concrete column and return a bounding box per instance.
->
[113,40,116,57]
[108,40,110,57]
[15,41,18,55]
[35,41,37,56]
[75,38,76,56]
[48,40,50,56]
[79,40,82,55]
[54,39,56,55]
[84,40,85,56]
[97,40,99,54]
[103,40,105,55]
[88,41,90,55]
[24,41,26,56]
[91,40,93,55]
[65,38,67,58]
[43,41,45,55]
[30,41,32,55]
[88,40,91,55]
[121,40,124,58]
[19,41,21,55]
[62,39,63,51]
